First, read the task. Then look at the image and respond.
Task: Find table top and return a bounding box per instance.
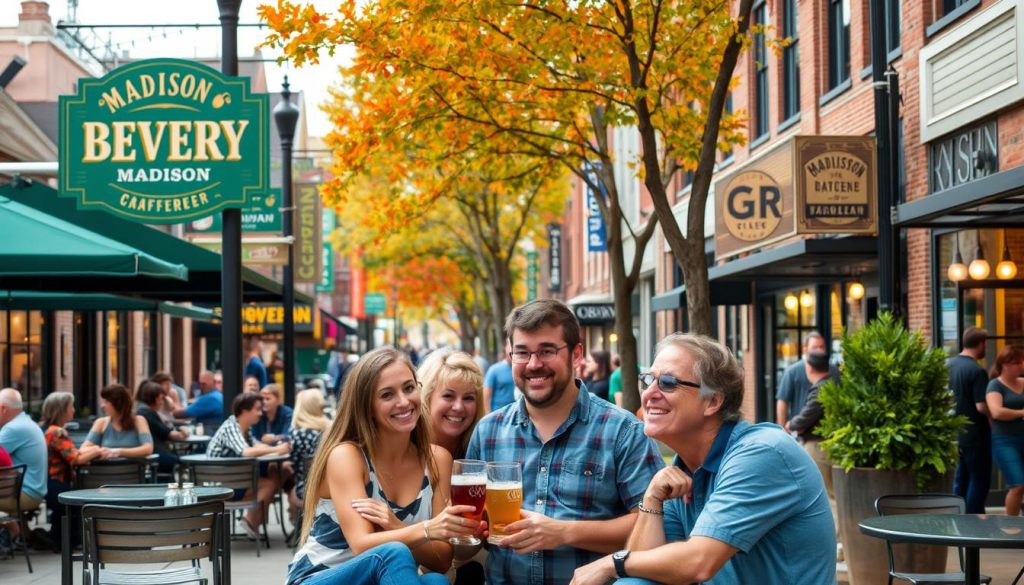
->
[860,514,1024,549]
[79,454,159,464]
[58,485,234,506]
[181,453,289,463]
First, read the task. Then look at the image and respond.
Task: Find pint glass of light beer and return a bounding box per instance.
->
[485,462,523,545]
[450,459,487,545]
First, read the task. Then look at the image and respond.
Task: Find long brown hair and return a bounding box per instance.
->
[990,345,1024,379]
[100,384,135,431]
[298,346,438,545]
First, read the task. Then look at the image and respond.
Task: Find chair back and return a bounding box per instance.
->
[0,465,26,506]
[82,501,224,567]
[187,458,258,493]
[875,493,967,576]
[75,459,149,489]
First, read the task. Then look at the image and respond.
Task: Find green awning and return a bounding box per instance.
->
[158,302,220,322]
[0,291,155,311]
[0,197,187,280]
[0,180,312,304]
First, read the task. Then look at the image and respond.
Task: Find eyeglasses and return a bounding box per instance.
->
[509,345,568,364]
[639,372,701,393]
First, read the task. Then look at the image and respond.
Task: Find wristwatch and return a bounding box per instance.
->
[612,549,631,578]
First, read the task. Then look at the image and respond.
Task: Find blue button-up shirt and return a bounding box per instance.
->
[466,383,663,585]
[662,421,836,585]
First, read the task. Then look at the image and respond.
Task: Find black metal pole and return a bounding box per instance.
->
[887,66,902,318]
[870,0,896,316]
[219,0,242,417]
[278,79,297,407]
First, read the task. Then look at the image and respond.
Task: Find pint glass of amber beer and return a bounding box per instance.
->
[485,462,523,545]
[450,459,487,545]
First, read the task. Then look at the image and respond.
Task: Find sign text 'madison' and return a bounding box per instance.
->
[59,58,269,224]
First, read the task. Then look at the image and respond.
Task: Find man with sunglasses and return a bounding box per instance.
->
[466,299,663,585]
[571,334,835,585]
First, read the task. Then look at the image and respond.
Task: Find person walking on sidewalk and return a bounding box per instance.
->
[950,327,991,513]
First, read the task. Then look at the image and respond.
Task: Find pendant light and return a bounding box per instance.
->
[848,281,865,301]
[968,242,990,280]
[996,229,1018,280]
[784,293,799,311]
[948,234,968,282]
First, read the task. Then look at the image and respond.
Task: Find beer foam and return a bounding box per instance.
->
[486,481,523,490]
[452,474,487,486]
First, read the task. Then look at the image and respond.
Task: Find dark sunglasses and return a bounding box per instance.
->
[638,372,702,393]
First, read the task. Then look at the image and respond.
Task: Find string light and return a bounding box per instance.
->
[848,281,865,300]
[996,230,1018,280]
[784,293,799,311]
[968,244,990,280]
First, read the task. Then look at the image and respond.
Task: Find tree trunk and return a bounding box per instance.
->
[682,237,713,335]
[488,258,515,355]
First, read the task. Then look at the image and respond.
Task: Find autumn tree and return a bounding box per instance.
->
[316,70,567,358]
[262,0,754,411]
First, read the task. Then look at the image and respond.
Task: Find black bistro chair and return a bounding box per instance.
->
[75,459,150,489]
[81,500,226,585]
[0,464,32,572]
[185,457,268,555]
[874,493,992,585]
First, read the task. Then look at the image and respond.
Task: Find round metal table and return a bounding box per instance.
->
[860,513,1024,585]
[59,485,233,585]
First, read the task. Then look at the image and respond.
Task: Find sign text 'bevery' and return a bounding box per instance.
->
[59,58,269,224]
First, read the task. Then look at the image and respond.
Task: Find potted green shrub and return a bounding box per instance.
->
[817,311,966,585]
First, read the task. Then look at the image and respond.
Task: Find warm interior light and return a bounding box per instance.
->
[968,245,990,280]
[608,333,619,344]
[799,290,814,308]
[784,293,799,311]
[948,239,968,282]
[997,235,1018,280]
[848,282,865,300]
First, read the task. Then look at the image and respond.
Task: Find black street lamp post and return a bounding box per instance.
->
[218,0,242,415]
[274,77,300,406]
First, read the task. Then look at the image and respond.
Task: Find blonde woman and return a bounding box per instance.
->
[288,389,329,514]
[418,348,484,458]
[418,349,487,583]
[286,347,479,585]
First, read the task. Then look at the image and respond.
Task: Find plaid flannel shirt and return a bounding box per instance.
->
[466,383,663,585]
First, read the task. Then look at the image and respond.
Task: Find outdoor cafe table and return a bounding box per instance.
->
[169,434,212,454]
[58,484,234,585]
[859,513,1024,585]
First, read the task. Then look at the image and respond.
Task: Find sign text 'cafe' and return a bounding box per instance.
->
[59,58,269,224]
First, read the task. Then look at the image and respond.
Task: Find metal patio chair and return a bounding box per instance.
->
[0,464,33,573]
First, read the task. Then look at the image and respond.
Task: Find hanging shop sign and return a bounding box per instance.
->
[193,240,289,266]
[715,135,877,260]
[294,182,323,284]
[59,58,269,223]
[548,224,562,292]
[715,140,795,260]
[527,251,538,301]
[585,162,608,252]
[794,135,878,234]
[317,209,336,292]
[241,303,315,335]
[185,188,281,233]
[574,303,615,324]
[364,293,387,316]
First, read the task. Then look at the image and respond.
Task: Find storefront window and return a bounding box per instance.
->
[937,229,1024,355]
[1,310,46,412]
[105,311,129,384]
[142,312,157,378]
[774,288,817,384]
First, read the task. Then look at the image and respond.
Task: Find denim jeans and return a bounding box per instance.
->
[299,542,448,585]
[954,439,992,513]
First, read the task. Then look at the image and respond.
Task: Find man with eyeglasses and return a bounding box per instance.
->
[466,299,663,585]
[571,334,835,585]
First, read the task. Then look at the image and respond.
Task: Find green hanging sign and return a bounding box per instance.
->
[59,58,269,224]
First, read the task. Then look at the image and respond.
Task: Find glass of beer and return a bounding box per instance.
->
[485,461,523,545]
[450,459,487,545]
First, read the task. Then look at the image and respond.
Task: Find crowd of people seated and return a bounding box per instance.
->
[0,300,855,585]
